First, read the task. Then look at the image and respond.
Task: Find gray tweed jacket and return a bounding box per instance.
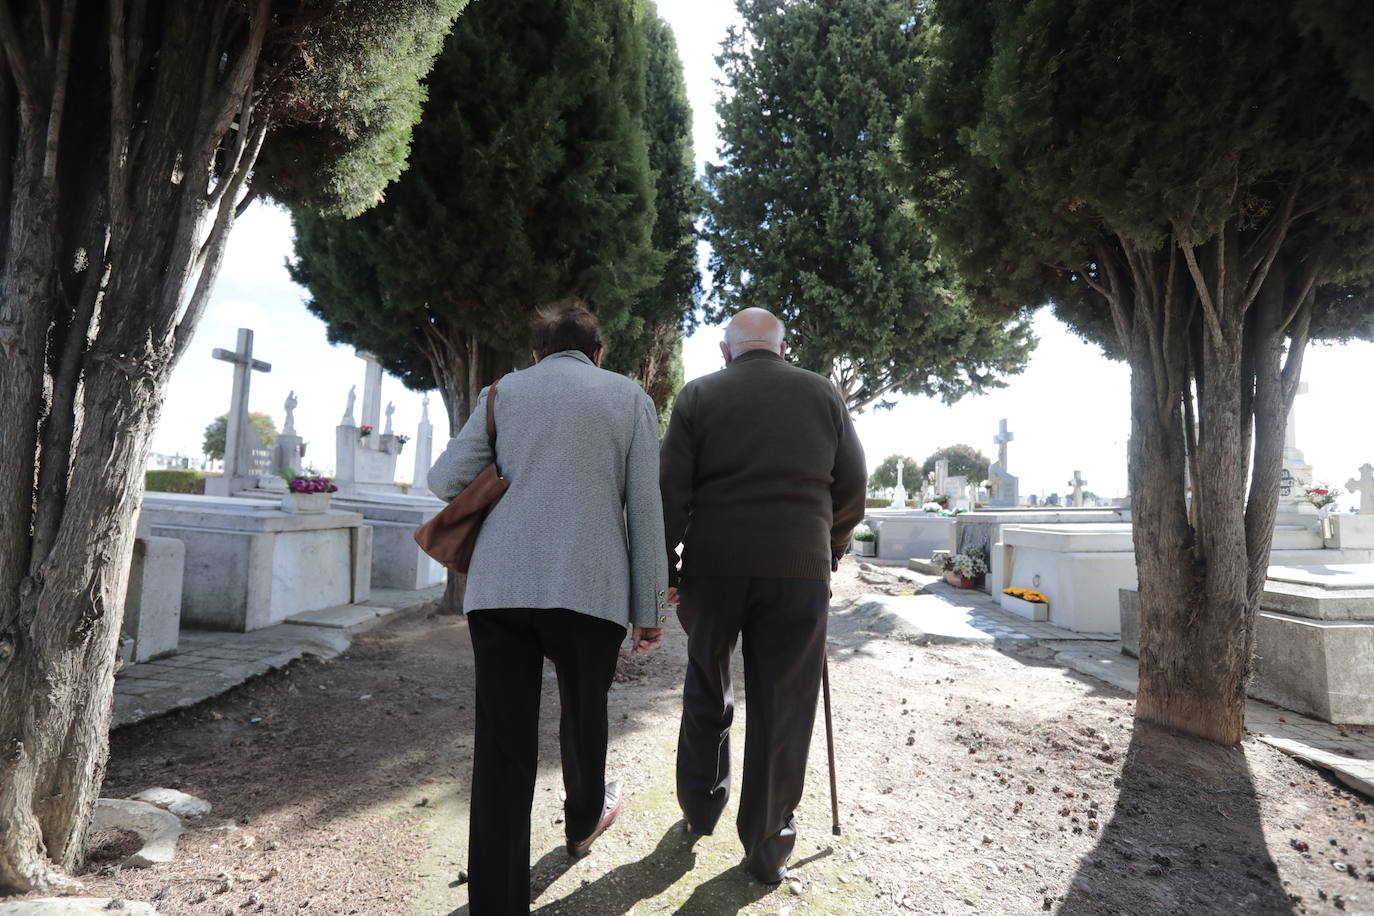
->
[428,350,669,629]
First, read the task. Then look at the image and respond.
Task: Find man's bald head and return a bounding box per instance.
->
[722,308,786,361]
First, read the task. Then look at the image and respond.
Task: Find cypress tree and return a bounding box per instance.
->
[705,0,1036,412]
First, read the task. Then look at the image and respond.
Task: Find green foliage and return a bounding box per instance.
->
[290,0,669,417]
[865,496,911,509]
[922,444,991,482]
[601,3,702,412]
[869,454,920,492]
[257,0,471,216]
[202,413,279,461]
[897,0,1374,351]
[704,0,1036,413]
[144,470,206,495]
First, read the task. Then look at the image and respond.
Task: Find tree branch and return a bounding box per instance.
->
[108,0,132,233]
[1178,238,1228,349]
[172,119,266,362]
[0,1,37,115]
[1240,181,1300,316]
[194,0,270,182]
[40,0,74,182]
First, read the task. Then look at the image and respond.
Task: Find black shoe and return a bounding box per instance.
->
[745,857,787,885]
[567,782,621,858]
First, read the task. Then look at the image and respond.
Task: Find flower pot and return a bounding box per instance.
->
[1000,593,1050,622]
[852,539,876,557]
[943,571,977,589]
[282,492,331,514]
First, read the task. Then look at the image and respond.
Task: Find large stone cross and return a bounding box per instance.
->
[994,419,1014,469]
[1068,470,1087,507]
[212,328,271,481]
[1348,463,1374,515]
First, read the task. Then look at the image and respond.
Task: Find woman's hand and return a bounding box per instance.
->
[630,626,664,656]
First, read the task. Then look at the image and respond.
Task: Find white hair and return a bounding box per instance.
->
[724,316,786,357]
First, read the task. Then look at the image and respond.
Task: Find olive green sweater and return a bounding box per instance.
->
[659,349,868,585]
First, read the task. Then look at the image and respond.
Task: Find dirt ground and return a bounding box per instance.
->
[23,558,1374,914]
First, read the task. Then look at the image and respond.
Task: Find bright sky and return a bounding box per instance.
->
[152,0,1374,504]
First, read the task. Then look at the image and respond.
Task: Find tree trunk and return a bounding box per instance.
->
[1131,220,1307,746]
[0,1,271,891]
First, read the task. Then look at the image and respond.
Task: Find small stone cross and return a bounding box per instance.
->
[1068,470,1087,507]
[1348,463,1374,515]
[994,419,1014,468]
[212,328,271,479]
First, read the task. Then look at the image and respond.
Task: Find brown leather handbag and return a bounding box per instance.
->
[413,381,510,573]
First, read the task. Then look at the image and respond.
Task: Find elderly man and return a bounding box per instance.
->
[660,307,867,883]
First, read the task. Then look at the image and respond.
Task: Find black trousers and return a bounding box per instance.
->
[675,575,830,873]
[466,608,625,916]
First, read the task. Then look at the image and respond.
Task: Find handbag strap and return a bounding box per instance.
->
[485,381,501,477]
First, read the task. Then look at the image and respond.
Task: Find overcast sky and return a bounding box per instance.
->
[152,0,1374,503]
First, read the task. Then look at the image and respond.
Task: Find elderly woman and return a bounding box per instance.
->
[428,299,669,915]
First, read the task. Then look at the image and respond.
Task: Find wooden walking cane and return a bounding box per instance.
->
[822,653,841,835]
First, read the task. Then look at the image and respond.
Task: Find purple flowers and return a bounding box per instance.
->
[288,475,338,494]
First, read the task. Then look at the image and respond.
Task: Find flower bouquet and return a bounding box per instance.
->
[851,524,876,556]
[282,470,338,513]
[1306,486,1339,510]
[941,547,987,588]
[358,425,374,439]
[1002,586,1050,620]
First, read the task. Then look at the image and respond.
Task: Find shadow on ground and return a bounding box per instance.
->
[1057,722,1294,915]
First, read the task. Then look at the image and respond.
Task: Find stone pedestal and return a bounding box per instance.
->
[995,524,1135,633]
[1250,565,1374,725]
[123,536,184,662]
[863,511,957,562]
[331,492,447,589]
[140,493,372,632]
[1326,515,1374,550]
[960,507,1130,592]
[1122,567,1374,723]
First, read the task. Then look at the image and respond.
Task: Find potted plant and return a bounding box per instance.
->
[281,469,339,513]
[1002,586,1050,618]
[940,547,987,588]
[851,524,876,556]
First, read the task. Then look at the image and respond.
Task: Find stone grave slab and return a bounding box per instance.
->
[140,492,372,631]
[862,510,957,562]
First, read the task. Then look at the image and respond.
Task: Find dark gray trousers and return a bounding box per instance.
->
[466,608,625,915]
[675,575,829,874]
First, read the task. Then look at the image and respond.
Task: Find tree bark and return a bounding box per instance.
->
[0,1,272,892]
[1130,199,1308,746]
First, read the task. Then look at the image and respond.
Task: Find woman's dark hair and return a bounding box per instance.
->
[530,297,603,361]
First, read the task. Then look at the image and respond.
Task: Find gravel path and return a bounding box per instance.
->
[24,559,1372,915]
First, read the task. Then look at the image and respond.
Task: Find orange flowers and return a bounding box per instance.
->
[1003,587,1048,604]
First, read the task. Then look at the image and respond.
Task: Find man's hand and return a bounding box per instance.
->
[630,626,664,656]
[667,586,680,606]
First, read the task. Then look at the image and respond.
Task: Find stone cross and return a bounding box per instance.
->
[890,460,906,508]
[211,328,271,481]
[1068,470,1087,507]
[1348,463,1374,515]
[995,419,1014,470]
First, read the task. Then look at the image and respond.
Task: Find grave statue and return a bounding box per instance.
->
[283,391,298,437]
[341,385,357,427]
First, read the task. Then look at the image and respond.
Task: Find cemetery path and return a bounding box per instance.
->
[30,560,1374,914]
